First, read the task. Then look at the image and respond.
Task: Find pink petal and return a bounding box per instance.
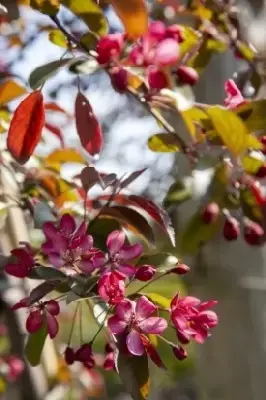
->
[78,258,95,274]
[126,330,144,356]
[46,312,58,338]
[149,21,167,41]
[43,222,58,240]
[106,230,125,255]
[74,221,87,239]
[135,296,156,321]
[138,317,167,334]
[154,38,180,66]
[26,310,43,333]
[41,240,54,255]
[48,253,63,268]
[108,315,127,334]
[78,235,93,250]
[45,300,60,316]
[53,236,68,253]
[172,311,188,330]
[115,299,134,322]
[118,264,137,277]
[198,300,218,312]
[93,252,107,269]
[60,213,76,236]
[119,244,143,261]
[180,296,201,308]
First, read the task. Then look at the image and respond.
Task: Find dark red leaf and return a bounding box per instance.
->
[120,168,146,189]
[145,343,166,370]
[79,166,103,191]
[29,281,59,305]
[7,91,45,164]
[45,102,71,117]
[45,122,64,148]
[75,92,103,156]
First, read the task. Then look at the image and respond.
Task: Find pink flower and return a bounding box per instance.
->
[41,214,100,274]
[5,243,34,278]
[129,22,180,68]
[75,343,95,369]
[96,33,124,65]
[224,79,246,109]
[103,230,143,276]
[108,296,168,356]
[171,294,218,344]
[12,298,60,339]
[5,356,24,382]
[98,270,125,305]
[147,66,169,90]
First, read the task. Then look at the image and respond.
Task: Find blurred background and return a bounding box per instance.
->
[0,0,266,399]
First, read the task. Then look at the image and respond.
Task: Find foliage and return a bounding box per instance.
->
[1,0,266,398]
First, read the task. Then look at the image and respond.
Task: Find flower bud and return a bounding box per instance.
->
[223,217,240,241]
[244,220,264,245]
[201,202,220,224]
[169,263,190,275]
[64,346,75,365]
[135,265,156,281]
[75,343,95,368]
[177,330,190,345]
[260,135,266,145]
[172,345,188,361]
[176,66,199,86]
[256,165,266,178]
[147,66,168,90]
[166,25,184,42]
[110,66,128,93]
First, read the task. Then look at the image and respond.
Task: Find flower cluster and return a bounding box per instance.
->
[96,21,199,93]
[6,213,218,371]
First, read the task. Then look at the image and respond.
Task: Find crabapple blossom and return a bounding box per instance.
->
[108,296,167,356]
[5,243,35,278]
[224,79,246,109]
[98,270,125,304]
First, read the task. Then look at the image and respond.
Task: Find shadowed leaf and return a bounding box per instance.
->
[25,325,47,366]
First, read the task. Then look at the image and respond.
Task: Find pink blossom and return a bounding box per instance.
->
[108,296,168,356]
[98,270,125,305]
[6,356,24,382]
[224,79,246,109]
[103,230,143,277]
[171,294,218,344]
[5,243,34,278]
[96,33,124,65]
[41,214,101,274]
[147,66,169,90]
[75,343,95,369]
[12,298,60,339]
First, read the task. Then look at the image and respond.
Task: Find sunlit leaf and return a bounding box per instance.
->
[109,0,148,38]
[45,148,86,165]
[206,106,252,155]
[29,58,72,90]
[75,92,103,156]
[117,343,150,400]
[148,133,181,152]
[25,325,47,366]
[180,27,199,57]
[181,106,211,137]
[236,100,266,133]
[7,91,45,164]
[164,180,192,208]
[142,292,171,308]
[45,102,71,117]
[49,29,68,48]
[80,32,98,50]
[30,0,60,15]
[236,42,255,61]
[0,79,27,106]
[55,189,81,208]
[242,155,264,174]
[62,0,108,36]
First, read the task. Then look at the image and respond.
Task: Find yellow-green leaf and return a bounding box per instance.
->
[30,0,60,15]
[148,133,181,152]
[242,155,264,174]
[236,99,266,133]
[206,106,251,155]
[236,42,255,61]
[49,29,68,48]
[0,80,27,106]
[62,0,108,36]
[45,149,86,165]
[142,292,171,308]
[181,106,211,137]
[180,27,199,57]
[80,32,98,51]
[109,0,148,38]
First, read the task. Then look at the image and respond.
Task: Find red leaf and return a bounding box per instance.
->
[120,168,146,189]
[75,92,103,156]
[7,91,45,164]
[45,122,64,148]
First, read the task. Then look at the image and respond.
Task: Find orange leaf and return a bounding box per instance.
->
[45,148,85,164]
[109,0,148,38]
[45,122,64,147]
[7,91,45,164]
[75,92,103,156]
[0,79,27,106]
[44,102,71,117]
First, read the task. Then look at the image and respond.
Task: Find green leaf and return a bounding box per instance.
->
[30,0,60,16]
[206,106,254,155]
[49,29,68,48]
[164,180,192,208]
[236,100,266,133]
[29,58,72,90]
[189,38,212,73]
[138,252,178,272]
[242,155,264,174]
[30,266,66,280]
[236,42,255,61]
[179,211,221,254]
[80,32,98,50]
[25,325,47,366]
[148,133,181,152]
[61,0,108,36]
[117,345,150,400]
[142,293,171,308]
[181,106,211,137]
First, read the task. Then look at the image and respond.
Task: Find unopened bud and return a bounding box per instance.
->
[135,265,156,281]
[201,202,220,224]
